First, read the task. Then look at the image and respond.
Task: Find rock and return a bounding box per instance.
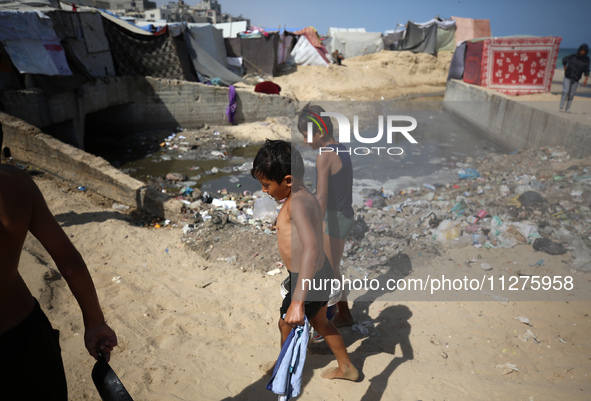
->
[163,198,184,221]
[532,238,567,255]
[166,172,187,182]
[189,200,204,210]
[191,187,202,200]
[371,196,386,208]
[519,191,545,207]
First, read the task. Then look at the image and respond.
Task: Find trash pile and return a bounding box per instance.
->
[173,187,282,268]
[169,146,590,275]
[342,146,591,276]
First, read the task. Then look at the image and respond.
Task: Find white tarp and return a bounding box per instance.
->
[291,35,329,66]
[327,27,366,37]
[0,0,59,10]
[214,21,248,38]
[415,18,456,29]
[328,31,383,59]
[0,10,72,75]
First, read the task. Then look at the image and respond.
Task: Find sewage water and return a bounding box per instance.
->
[88,101,505,196]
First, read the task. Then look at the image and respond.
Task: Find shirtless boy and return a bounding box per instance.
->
[251,139,358,381]
[0,126,117,399]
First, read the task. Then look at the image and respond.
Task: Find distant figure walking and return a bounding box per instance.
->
[560,43,589,113]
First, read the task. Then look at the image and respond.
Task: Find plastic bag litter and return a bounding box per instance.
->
[458,168,480,179]
[432,220,461,244]
[252,197,278,221]
[510,222,542,243]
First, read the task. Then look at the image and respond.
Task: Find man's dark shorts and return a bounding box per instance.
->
[280,257,334,320]
[0,298,67,400]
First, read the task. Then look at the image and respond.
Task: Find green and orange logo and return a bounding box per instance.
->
[304,110,328,142]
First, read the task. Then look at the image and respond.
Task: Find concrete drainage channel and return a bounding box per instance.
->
[443,80,591,158]
[2,79,589,221]
[0,78,294,220]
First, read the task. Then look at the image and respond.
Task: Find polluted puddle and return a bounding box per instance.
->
[88,101,506,199]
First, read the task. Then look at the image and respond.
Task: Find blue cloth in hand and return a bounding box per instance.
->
[267,316,310,400]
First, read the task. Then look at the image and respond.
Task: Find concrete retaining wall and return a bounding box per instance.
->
[443,80,591,158]
[0,112,178,219]
[1,76,295,148]
[85,77,295,132]
[138,77,295,128]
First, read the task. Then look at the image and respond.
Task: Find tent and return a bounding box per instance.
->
[126,22,239,83]
[435,23,456,52]
[102,19,188,80]
[186,25,228,68]
[326,27,366,36]
[327,30,383,59]
[277,31,297,65]
[184,24,242,85]
[214,21,248,38]
[0,9,117,93]
[224,36,242,73]
[401,21,436,55]
[47,10,115,78]
[462,36,561,95]
[238,32,279,76]
[401,18,456,55]
[292,27,330,66]
[0,0,59,11]
[291,35,329,66]
[447,41,467,81]
[383,31,404,50]
[0,10,72,76]
[451,16,491,46]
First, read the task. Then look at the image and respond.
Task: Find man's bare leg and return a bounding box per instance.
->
[310,306,358,381]
[324,235,354,327]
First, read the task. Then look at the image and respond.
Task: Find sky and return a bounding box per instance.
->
[163,0,590,49]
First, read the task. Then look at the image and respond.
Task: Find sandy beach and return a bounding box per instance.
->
[16,50,591,400]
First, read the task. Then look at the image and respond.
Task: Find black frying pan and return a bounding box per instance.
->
[92,355,134,401]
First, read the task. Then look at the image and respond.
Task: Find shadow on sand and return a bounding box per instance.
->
[221,253,414,400]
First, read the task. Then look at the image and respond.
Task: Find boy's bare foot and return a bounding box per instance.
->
[260,360,276,376]
[321,365,359,381]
